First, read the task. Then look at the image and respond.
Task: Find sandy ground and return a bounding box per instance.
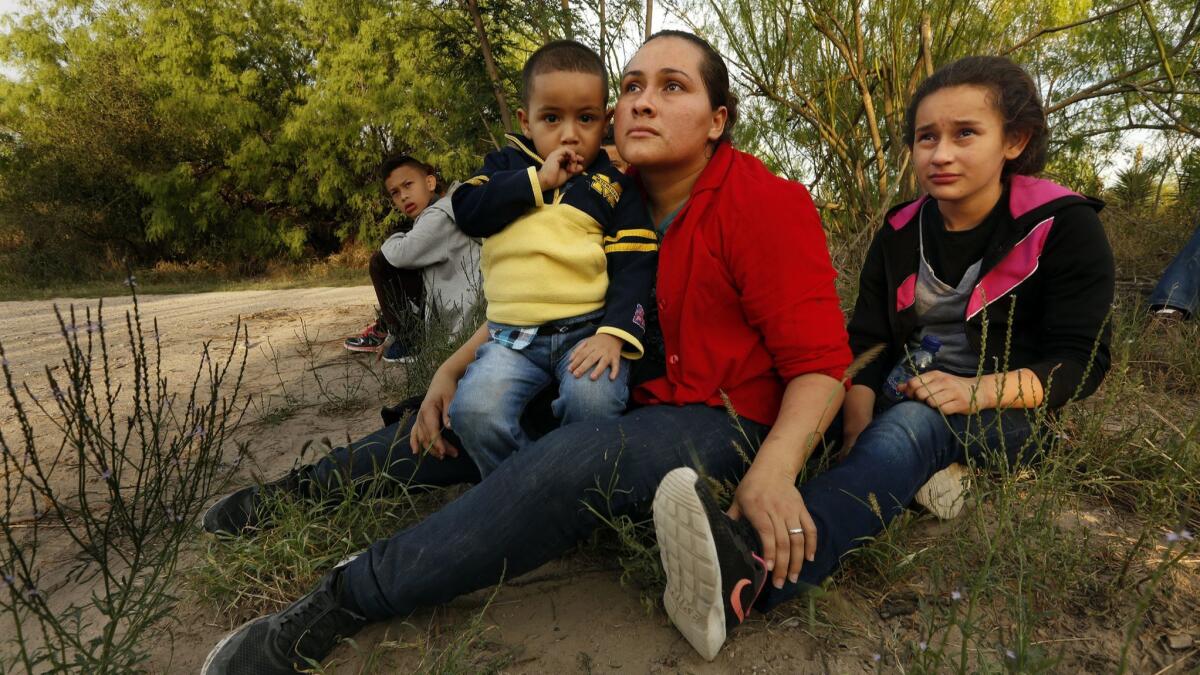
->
[2,287,782,673]
[2,288,1196,673]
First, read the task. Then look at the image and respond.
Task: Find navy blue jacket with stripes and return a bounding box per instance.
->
[452,134,658,358]
[848,176,1115,409]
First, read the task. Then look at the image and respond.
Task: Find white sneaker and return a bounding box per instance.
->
[914,463,971,520]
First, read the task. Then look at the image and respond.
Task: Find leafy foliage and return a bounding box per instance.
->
[0,0,523,284]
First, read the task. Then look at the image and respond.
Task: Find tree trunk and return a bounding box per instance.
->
[599,0,606,67]
[466,0,513,131]
[561,0,572,37]
[920,12,933,77]
[645,0,653,40]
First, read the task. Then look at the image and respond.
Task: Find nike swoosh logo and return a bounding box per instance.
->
[729,578,751,622]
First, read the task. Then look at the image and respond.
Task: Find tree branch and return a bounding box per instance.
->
[1001,0,1139,56]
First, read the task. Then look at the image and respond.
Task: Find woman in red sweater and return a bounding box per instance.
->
[202,31,850,674]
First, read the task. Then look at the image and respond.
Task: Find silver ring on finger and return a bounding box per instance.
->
[787,527,805,536]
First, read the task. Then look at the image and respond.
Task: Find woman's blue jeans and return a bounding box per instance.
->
[325,404,768,620]
[301,399,1041,621]
[1149,222,1200,317]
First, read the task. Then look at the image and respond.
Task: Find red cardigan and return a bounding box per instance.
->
[633,143,851,425]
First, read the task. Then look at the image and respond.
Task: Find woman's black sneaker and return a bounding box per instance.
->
[201,565,367,674]
[653,467,768,661]
[202,467,311,536]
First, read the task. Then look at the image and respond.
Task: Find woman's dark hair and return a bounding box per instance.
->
[379,154,445,195]
[643,30,738,146]
[904,55,1048,177]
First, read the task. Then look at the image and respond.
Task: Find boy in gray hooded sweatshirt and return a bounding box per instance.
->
[344,155,481,361]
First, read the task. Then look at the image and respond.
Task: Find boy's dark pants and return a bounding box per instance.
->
[369,250,424,335]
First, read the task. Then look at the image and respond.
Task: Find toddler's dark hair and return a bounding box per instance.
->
[522,40,608,107]
[904,55,1048,177]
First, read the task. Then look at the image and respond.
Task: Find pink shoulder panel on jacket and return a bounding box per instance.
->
[966,216,1055,319]
[1008,175,1081,220]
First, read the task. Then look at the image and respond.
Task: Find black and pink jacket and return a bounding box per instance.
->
[847,176,1115,409]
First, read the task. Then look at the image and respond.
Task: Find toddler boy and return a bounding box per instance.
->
[449,40,657,476]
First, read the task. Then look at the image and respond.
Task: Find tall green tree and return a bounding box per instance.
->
[0,0,527,282]
[663,0,1200,240]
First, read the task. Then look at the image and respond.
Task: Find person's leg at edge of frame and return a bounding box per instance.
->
[755,401,1039,611]
[341,404,767,619]
[447,339,555,477]
[1148,222,1200,319]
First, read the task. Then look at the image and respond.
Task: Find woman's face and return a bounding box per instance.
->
[615,37,727,171]
[911,85,1028,208]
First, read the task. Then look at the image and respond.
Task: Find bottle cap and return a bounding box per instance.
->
[920,335,943,352]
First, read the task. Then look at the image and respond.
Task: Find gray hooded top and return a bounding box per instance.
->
[380,182,482,332]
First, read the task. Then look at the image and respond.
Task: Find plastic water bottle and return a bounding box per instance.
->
[882,335,943,402]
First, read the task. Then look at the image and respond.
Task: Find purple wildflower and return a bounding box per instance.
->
[101,469,112,480]
[872,653,882,663]
[1005,648,1016,660]
[1166,529,1194,543]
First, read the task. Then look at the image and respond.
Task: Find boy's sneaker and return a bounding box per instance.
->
[343,321,387,352]
[913,462,971,520]
[201,566,367,675]
[381,335,415,363]
[653,467,768,661]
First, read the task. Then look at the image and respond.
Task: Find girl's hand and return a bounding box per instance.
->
[568,333,623,380]
[728,457,817,589]
[410,366,461,459]
[537,147,585,190]
[841,384,876,453]
[900,370,993,415]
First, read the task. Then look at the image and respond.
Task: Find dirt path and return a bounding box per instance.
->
[1,286,377,399]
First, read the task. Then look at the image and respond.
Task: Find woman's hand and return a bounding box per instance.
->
[728,456,817,589]
[900,370,993,415]
[568,333,623,380]
[841,384,876,453]
[410,366,461,459]
[410,322,489,459]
